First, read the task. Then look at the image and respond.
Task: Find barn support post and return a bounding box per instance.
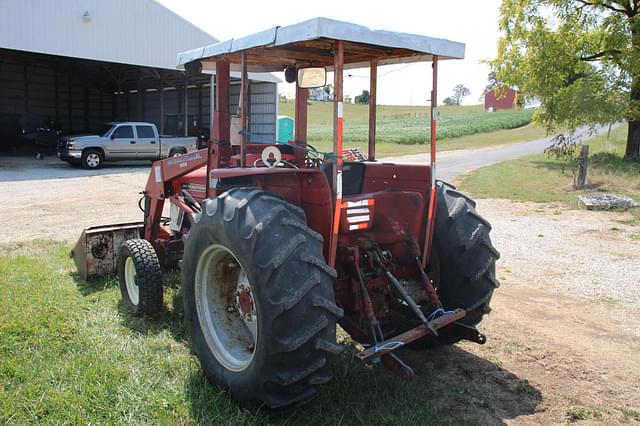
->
[23,62,29,113]
[159,72,165,134]
[54,70,60,123]
[198,84,203,128]
[137,73,142,122]
[67,74,72,131]
[125,90,130,122]
[183,74,189,136]
[83,87,89,132]
[368,59,377,161]
[112,93,116,121]
[240,51,249,167]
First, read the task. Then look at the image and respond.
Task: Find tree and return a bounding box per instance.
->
[493,0,640,161]
[442,96,457,106]
[323,84,333,99]
[450,84,471,105]
[483,71,499,95]
[354,90,370,104]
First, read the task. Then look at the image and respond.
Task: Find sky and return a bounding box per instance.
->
[156,0,503,106]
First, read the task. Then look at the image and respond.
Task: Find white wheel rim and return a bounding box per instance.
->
[124,257,139,305]
[194,244,257,372]
[86,153,100,168]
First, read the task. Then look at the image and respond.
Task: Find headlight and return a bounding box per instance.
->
[66,140,75,149]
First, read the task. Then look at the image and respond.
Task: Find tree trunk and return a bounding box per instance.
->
[626,119,640,161]
[626,19,640,161]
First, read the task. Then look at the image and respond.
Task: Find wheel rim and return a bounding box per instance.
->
[124,257,139,305]
[195,244,257,372]
[86,153,100,168]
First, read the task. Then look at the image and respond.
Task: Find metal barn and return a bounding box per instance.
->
[0,0,278,152]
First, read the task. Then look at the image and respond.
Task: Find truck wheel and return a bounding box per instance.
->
[182,188,343,412]
[81,149,103,169]
[117,239,164,316]
[431,182,500,342]
[169,148,185,157]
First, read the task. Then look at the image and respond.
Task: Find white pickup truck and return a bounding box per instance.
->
[57,122,198,169]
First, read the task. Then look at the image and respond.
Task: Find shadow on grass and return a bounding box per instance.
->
[591,152,640,175]
[70,267,541,424]
[532,152,639,178]
[71,268,188,343]
[184,342,542,425]
[70,271,118,296]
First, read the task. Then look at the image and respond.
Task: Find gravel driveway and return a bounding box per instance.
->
[477,199,640,334]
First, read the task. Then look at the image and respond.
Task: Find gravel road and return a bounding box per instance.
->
[386,124,612,180]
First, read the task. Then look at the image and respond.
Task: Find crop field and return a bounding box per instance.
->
[278,102,534,146]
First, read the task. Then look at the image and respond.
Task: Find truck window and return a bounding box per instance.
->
[136,125,155,139]
[112,125,134,139]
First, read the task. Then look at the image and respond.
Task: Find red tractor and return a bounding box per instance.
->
[73,18,499,411]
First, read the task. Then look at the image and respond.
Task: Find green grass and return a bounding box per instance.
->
[278,101,540,156]
[457,124,640,224]
[0,241,542,425]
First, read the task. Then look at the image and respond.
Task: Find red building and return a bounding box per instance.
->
[484,88,518,111]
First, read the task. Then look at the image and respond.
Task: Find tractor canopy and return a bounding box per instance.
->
[177,17,465,73]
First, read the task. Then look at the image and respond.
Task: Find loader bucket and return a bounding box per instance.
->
[71,222,144,281]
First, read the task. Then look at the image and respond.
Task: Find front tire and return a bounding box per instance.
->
[182,188,343,411]
[117,239,164,316]
[81,149,103,169]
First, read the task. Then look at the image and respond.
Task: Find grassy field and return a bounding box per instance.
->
[0,241,537,425]
[457,124,640,225]
[278,102,539,156]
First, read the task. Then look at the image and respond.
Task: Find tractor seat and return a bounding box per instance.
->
[322,161,366,196]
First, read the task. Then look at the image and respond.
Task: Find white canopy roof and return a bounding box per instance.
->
[177,17,465,72]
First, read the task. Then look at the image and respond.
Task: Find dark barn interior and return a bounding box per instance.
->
[0,48,277,154]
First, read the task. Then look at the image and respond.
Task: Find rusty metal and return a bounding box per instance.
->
[381,352,415,380]
[355,308,465,361]
[350,246,384,343]
[404,230,442,308]
[71,222,143,280]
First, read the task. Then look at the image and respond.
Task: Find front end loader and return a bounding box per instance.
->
[72,18,500,412]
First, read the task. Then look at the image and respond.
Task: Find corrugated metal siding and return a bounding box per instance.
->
[0,57,113,134]
[0,0,216,70]
[110,81,276,139]
[229,82,278,144]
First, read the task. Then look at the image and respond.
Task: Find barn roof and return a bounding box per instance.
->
[0,0,217,70]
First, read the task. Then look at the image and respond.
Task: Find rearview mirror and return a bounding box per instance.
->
[297,67,326,89]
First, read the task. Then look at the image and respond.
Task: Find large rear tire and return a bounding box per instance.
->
[433,182,500,338]
[182,188,343,412]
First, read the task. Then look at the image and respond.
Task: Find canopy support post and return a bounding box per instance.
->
[328,40,344,268]
[368,59,377,161]
[422,55,439,268]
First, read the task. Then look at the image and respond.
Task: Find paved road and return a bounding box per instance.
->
[384,125,612,180]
